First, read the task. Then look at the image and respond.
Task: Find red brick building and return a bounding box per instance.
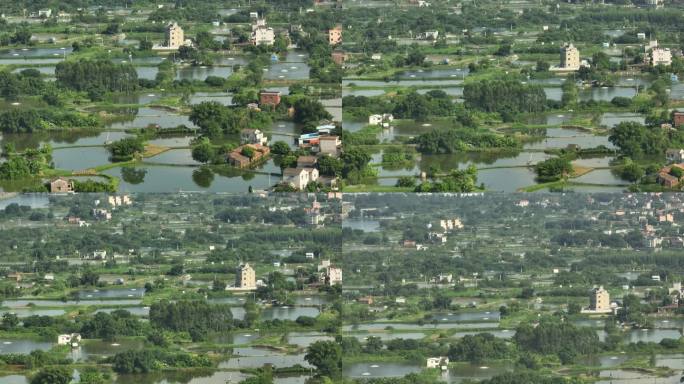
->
[228,144,271,168]
[259,91,281,107]
[331,51,347,65]
[674,111,684,128]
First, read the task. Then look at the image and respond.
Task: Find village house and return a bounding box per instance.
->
[434,273,453,284]
[282,167,319,190]
[235,263,256,290]
[439,218,464,231]
[92,208,112,221]
[259,90,281,107]
[328,25,342,45]
[6,272,22,282]
[331,51,347,65]
[666,148,684,163]
[325,266,343,285]
[357,296,374,305]
[417,31,439,40]
[581,286,613,314]
[107,195,132,207]
[318,135,341,156]
[240,129,268,146]
[227,144,270,168]
[57,333,81,347]
[402,239,416,248]
[658,213,674,222]
[552,43,582,71]
[37,9,52,18]
[296,155,318,168]
[674,112,684,128]
[368,113,394,127]
[429,232,447,243]
[657,163,684,188]
[646,236,663,248]
[251,19,275,46]
[426,357,449,370]
[166,22,184,48]
[648,47,672,67]
[50,177,74,193]
[153,22,190,50]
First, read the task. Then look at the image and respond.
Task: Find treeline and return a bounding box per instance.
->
[343,90,459,121]
[534,157,572,182]
[414,167,479,193]
[55,59,138,93]
[464,79,546,116]
[110,349,212,374]
[448,333,510,363]
[149,300,233,333]
[609,121,684,158]
[240,228,342,244]
[579,252,684,269]
[107,137,144,162]
[189,101,271,137]
[214,207,307,225]
[514,321,600,363]
[79,310,144,340]
[0,109,100,133]
[0,146,52,180]
[414,128,519,154]
[551,230,644,248]
[0,69,49,100]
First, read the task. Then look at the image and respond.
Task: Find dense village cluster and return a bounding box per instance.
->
[0,192,682,383]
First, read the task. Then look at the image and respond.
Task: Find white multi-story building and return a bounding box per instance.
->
[560,43,580,70]
[326,266,342,285]
[251,19,275,46]
[649,48,672,66]
[235,263,256,289]
[283,167,319,190]
[166,22,184,49]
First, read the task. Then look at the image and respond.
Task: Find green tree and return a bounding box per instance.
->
[305,340,343,378]
[270,141,291,156]
[191,138,215,164]
[293,98,332,125]
[30,367,71,384]
[107,137,144,161]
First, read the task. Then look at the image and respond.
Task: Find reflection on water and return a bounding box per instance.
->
[79,288,145,299]
[104,165,272,193]
[286,333,333,348]
[105,107,196,129]
[52,147,111,170]
[0,340,52,354]
[175,66,232,81]
[70,339,145,361]
[188,92,233,106]
[600,112,645,128]
[260,306,320,321]
[342,219,380,232]
[114,370,252,384]
[343,362,421,378]
[0,308,65,318]
[0,47,73,58]
[430,311,500,322]
[1,131,131,151]
[0,194,49,209]
[573,169,627,186]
